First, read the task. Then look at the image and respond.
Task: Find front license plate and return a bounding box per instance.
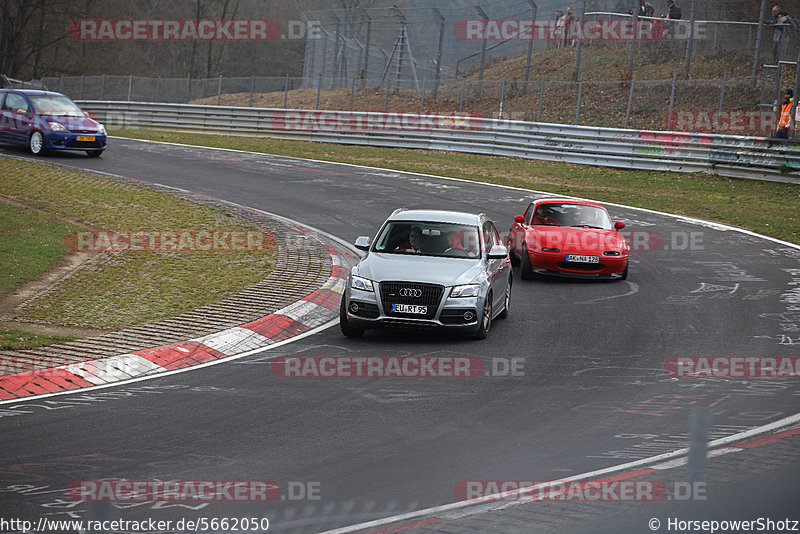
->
[566,254,599,263]
[392,304,427,314]
[76,135,95,142]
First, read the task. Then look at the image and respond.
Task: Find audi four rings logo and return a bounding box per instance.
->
[399,288,422,297]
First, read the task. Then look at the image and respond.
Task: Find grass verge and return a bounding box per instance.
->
[110,128,799,245]
[0,203,80,296]
[0,329,76,351]
[0,156,274,333]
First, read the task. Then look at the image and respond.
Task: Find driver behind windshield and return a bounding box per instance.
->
[533,205,561,225]
[395,226,426,253]
[575,207,601,227]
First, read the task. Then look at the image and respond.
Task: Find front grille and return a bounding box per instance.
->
[557,261,605,271]
[66,139,104,149]
[72,129,98,134]
[379,281,444,319]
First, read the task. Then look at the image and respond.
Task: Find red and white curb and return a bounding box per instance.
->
[0,245,352,401]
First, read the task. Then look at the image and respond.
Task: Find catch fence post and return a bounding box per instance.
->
[667,72,678,130]
[625,74,636,128]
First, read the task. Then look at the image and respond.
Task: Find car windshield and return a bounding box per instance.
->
[532,203,612,229]
[372,221,481,258]
[28,95,85,117]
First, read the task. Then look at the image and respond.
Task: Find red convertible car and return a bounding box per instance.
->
[508,199,630,280]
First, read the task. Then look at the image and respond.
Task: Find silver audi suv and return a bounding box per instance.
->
[340,209,512,339]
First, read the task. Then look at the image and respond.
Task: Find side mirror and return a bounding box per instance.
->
[615,221,626,230]
[354,236,370,251]
[487,244,509,260]
[514,215,525,224]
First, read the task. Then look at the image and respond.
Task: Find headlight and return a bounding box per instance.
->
[451,284,480,298]
[48,122,67,132]
[97,123,106,134]
[351,275,374,292]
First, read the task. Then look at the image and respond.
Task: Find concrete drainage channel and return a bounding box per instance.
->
[0,161,360,402]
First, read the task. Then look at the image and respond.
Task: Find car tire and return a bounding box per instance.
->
[619,262,629,281]
[29,132,46,156]
[497,278,511,319]
[339,297,365,338]
[474,292,493,339]
[508,242,521,266]
[520,245,536,280]
[86,150,103,157]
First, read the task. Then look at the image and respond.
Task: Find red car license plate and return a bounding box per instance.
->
[566,254,599,263]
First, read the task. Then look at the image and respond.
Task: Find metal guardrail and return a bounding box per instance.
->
[78,101,800,185]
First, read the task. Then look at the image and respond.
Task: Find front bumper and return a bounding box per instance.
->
[343,285,482,333]
[44,132,107,151]
[528,250,628,277]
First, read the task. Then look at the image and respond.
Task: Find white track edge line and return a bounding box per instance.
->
[317,414,800,534]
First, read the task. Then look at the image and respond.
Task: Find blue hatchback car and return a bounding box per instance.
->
[0,89,107,157]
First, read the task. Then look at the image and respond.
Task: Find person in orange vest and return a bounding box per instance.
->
[774,88,794,139]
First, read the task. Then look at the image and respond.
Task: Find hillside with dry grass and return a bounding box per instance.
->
[193,43,787,133]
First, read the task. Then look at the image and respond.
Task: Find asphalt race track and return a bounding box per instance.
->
[1,138,799,533]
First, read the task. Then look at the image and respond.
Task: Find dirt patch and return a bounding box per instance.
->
[0,320,105,338]
[0,193,94,229]
[0,195,107,338]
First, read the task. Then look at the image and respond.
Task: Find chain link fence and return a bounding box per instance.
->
[297,4,800,90]
[44,74,297,106]
[298,3,537,93]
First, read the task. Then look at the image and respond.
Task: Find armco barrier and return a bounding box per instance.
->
[78,101,800,184]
